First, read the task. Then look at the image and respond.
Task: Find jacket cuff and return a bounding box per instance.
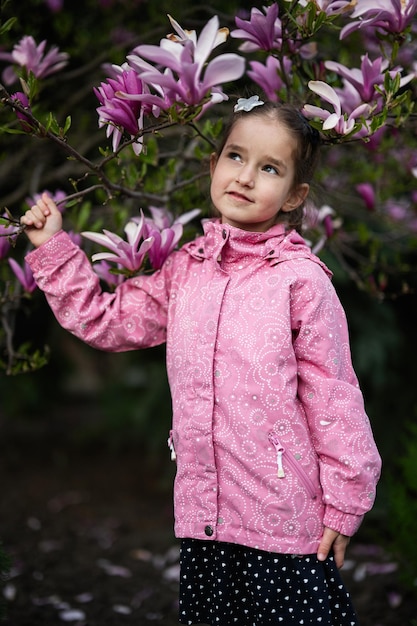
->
[323,504,364,537]
[26,230,75,273]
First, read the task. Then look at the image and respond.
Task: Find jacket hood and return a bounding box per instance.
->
[183,218,333,278]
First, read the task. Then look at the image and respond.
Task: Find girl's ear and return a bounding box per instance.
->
[210,152,218,176]
[282,183,310,213]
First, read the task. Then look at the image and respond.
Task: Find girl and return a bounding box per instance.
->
[22,97,381,626]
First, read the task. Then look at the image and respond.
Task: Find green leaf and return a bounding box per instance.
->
[63,115,71,135]
[44,112,60,134]
[0,16,17,35]
[0,125,28,135]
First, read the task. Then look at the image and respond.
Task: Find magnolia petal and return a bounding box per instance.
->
[167,14,197,46]
[137,70,179,91]
[159,228,175,249]
[135,42,183,73]
[117,91,167,108]
[82,230,123,250]
[174,208,201,225]
[127,54,157,75]
[209,91,228,105]
[340,21,363,39]
[350,102,371,119]
[111,126,123,153]
[138,236,155,256]
[8,258,26,286]
[322,113,340,130]
[132,137,144,155]
[125,213,145,247]
[203,53,246,87]
[91,252,122,264]
[308,80,341,114]
[194,15,221,68]
[162,223,182,247]
[154,207,174,229]
[302,104,329,121]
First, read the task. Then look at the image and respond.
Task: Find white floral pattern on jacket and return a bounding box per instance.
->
[26,219,381,554]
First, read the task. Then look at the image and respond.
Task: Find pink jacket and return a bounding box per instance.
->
[27,219,381,554]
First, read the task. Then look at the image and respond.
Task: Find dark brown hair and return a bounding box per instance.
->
[214,100,321,230]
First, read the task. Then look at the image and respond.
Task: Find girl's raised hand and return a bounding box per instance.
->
[21,192,63,248]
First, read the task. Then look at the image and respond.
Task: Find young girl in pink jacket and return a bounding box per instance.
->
[22,96,381,626]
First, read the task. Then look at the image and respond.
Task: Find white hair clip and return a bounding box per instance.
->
[234,95,265,113]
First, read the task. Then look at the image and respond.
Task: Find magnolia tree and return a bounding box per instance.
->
[0,0,416,374]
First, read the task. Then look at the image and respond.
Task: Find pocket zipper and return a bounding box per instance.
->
[268,432,317,499]
[167,430,176,461]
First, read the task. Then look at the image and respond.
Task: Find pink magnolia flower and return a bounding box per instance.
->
[143,223,183,270]
[94,68,146,154]
[10,92,33,132]
[8,258,37,293]
[356,183,376,211]
[0,214,19,259]
[340,0,417,38]
[303,80,371,135]
[138,205,201,269]
[312,0,354,14]
[0,35,69,85]
[325,54,414,103]
[284,0,353,15]
[230,4,282,52]
[44,0,64,11]
[303,203,342,255]
[26,189,68,212]
[126,15,245,112]
[82,212,154,272]
[247,55,292,101]
[0,235,11,260]
[385,198,417,231]
[145,205,201,230]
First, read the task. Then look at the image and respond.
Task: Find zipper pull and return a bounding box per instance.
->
[268,432,285,478]
[167,431,176,461]
[276,448,285,478]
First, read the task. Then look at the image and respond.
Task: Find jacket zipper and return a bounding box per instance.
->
[268,432,317,499]
[167,430,176,461]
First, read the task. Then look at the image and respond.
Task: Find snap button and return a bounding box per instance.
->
[204,525,214,537]
[222,229,227,239]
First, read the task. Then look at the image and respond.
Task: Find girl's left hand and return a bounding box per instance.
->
[317,527,350,569]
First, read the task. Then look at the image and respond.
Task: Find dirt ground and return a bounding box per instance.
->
[1,415,416,626]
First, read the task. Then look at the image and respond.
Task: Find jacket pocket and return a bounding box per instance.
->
[268,431,317,500]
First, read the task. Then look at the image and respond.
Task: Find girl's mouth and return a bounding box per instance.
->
[227,190,253,203]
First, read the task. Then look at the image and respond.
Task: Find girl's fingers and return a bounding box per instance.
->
[34,199,51,216]
[21,194,59,228]
[41,192,60,215]
[21,205,47,228]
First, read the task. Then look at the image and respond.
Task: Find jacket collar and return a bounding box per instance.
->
[183,218,332,278]
[184,219,285,262]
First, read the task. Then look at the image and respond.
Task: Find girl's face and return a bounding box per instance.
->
[210,115,309,233]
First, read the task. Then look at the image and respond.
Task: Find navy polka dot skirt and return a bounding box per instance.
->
[179,539,359,625]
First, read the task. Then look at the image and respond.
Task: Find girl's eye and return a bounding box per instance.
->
[263,164,278,175]
[228,151,241,162]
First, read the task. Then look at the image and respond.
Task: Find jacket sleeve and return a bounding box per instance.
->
[290,260,382,537]
[26,230,171,352]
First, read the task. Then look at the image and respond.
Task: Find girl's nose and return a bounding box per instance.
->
[236,166,255,188]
